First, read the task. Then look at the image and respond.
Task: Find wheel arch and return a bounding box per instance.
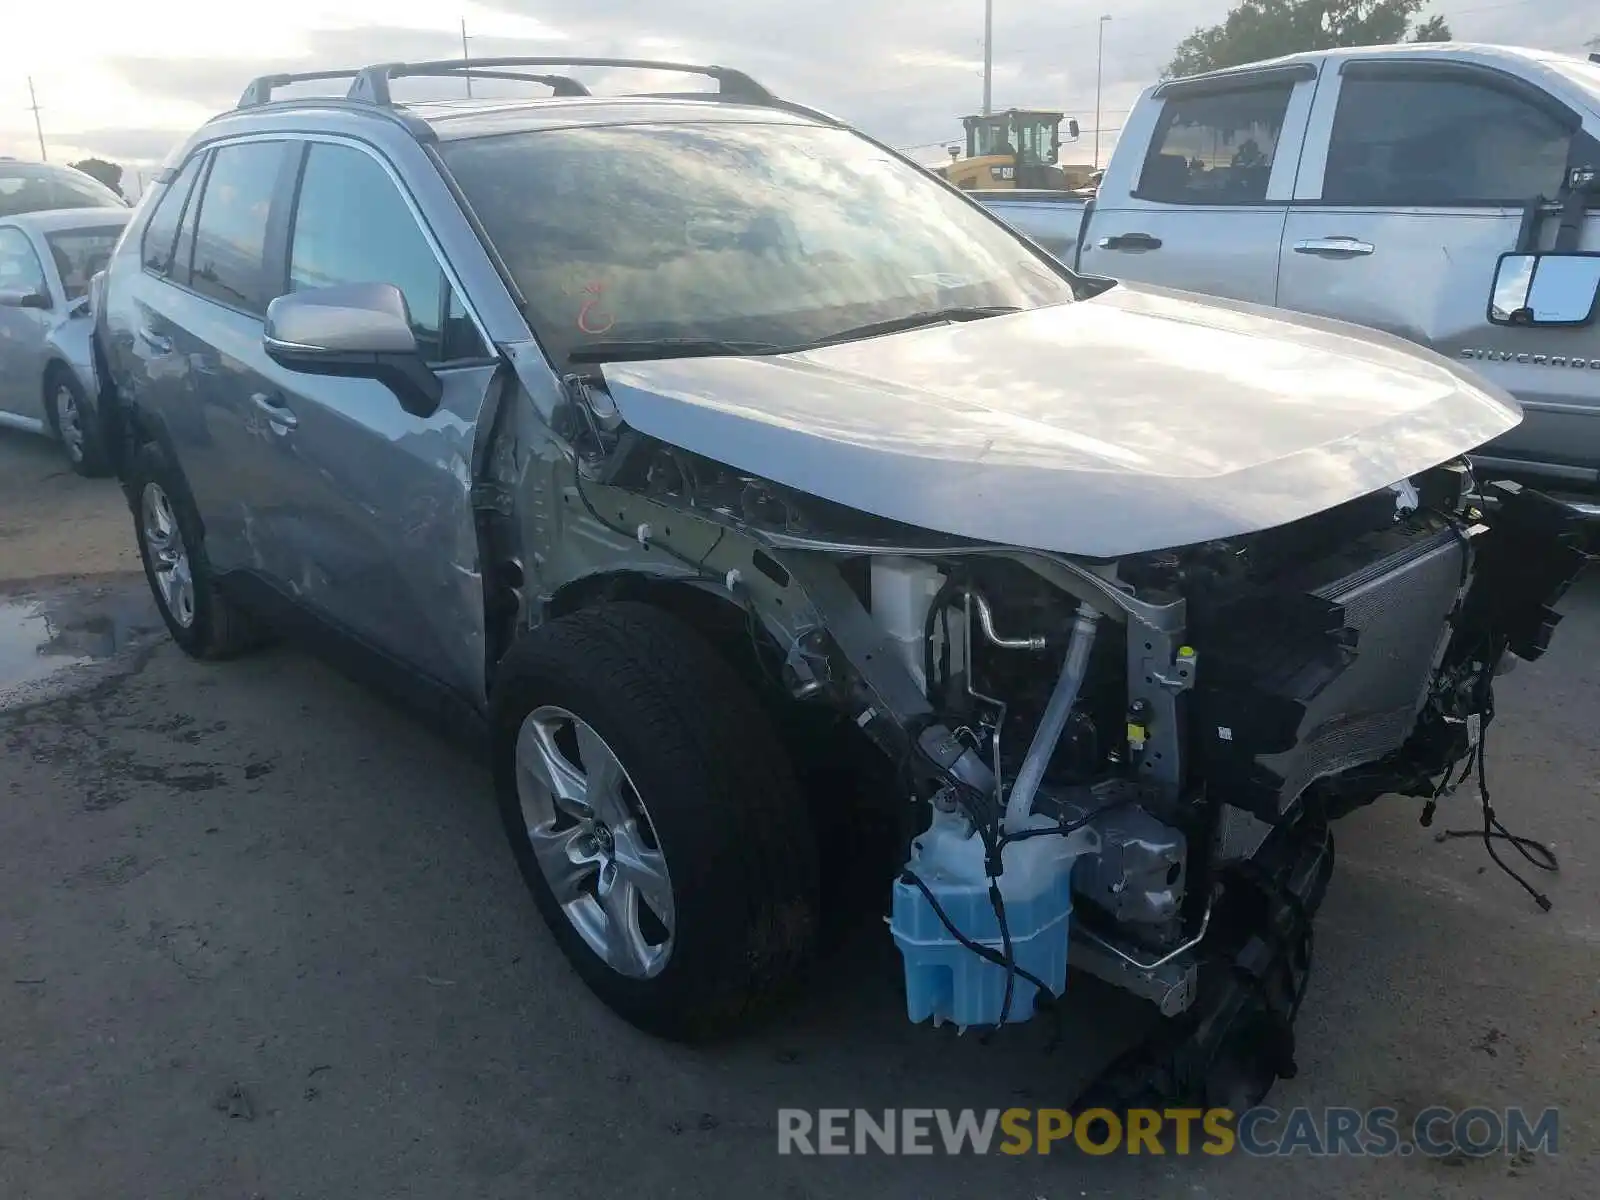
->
[540,569,783,701]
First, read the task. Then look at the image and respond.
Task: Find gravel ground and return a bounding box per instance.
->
[1,427,1597,1199]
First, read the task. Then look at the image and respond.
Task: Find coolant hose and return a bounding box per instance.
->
[1003,603,1101,833]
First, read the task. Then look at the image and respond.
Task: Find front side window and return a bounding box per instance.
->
[1322,74,1572,206]
[47,226,125,300]
[1137,82,1294,205]
[439,121,1074,364]
[0,227,48,296]
[189,140,288,314]
[288,142,482,362]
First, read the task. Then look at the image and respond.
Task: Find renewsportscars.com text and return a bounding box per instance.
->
[776,1106,1560,1157]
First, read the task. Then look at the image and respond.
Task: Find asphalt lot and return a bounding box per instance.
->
[1,426,1598,1199]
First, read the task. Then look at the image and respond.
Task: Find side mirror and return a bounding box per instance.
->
[1489,253,1600,328]
[263,282,441,418]
[0,287,51,310]
[1066,118,1081,140]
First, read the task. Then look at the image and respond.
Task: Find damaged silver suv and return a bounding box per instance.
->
[96,58,1583,1108]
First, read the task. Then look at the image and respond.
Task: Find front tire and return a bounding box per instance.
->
[490,601,820,1040]
[128,445,261,660]
[46,368,109,478]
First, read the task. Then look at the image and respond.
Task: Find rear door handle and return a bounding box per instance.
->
[1293,237,1374,258]
[1098,232,1163,251]
[251,391,298,431]
[137,325,172,354]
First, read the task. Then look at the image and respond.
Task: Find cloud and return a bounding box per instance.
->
[73,0,1600,171]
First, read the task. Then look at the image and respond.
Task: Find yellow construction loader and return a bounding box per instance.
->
[935,108,1085,191]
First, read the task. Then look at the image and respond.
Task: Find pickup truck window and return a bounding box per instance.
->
[441,121,1076,364]
[1322,76,1571,207]
[1137,82,1293,205]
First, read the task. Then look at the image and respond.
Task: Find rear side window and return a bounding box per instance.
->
[1137,82,1295,205]
[287,142,484,362]
[189,140,289,314]
[141,154,204,276]
[0,163,125,217]
[1321,74,1572,206]
[0,227,47,295]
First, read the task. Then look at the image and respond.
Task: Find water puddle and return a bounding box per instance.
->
[0,576,162,708]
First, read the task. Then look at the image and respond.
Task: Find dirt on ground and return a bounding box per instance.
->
[1,428,1597,1199]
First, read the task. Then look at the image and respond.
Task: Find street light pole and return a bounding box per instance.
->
[461,18,473,98]
[1094,15,1111,171]
[27,77,46,161]
[982,0,993,117]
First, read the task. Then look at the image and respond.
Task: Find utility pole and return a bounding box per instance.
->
[981,0,993,116]
[1094,15,1111,171]
[27,77,46,161]
[461,18,473,98]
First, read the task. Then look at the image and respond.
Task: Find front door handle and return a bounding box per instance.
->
[1293,236,1375,258]
[1098,232,1163,251]
[137,325,173,354]
[251,391,298,432]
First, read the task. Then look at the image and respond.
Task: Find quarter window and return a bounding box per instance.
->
[1322,75,1572,206]
[141,153,204,277]
[288,142,483,362]
[1137,82,1294,205]
[189,140,288,314]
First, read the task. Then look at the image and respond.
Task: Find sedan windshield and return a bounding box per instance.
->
[439,121,1076,362]
[46,226,124,300]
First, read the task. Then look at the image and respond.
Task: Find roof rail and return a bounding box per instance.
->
[347,57,778,107]
[237,69,368,109]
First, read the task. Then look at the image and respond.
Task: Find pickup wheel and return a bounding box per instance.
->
[490,601,820,1041]
[128,445,263,660]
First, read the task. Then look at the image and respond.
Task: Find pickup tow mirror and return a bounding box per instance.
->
[1489,253,1600,328]
[0,287,51,310]
[263,282,442,418]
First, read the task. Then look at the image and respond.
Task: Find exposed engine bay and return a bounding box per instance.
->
[545,403,1586,1110]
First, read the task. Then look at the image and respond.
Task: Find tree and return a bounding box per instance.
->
[68,157,124,197]
[1165,0,1453,79]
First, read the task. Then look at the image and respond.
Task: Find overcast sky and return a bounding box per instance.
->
[4,0,1595,191]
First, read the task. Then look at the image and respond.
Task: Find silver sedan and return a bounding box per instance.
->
[0,208,131,475]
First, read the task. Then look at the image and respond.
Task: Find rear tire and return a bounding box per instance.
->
[490,601,820,1040]
[128,444,262,660]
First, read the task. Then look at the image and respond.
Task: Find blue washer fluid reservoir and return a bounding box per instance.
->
[891,808,1097,1031]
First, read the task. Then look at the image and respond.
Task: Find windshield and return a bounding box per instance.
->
[439,121,1074,363]
[0,165,125,218]
[46,226,124,300]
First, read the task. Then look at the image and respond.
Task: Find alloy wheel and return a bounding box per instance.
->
[514,705,676,978]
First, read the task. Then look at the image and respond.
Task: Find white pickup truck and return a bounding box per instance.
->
[974,42,1600,515]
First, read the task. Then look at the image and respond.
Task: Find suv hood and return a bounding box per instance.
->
[600,282,1520,558]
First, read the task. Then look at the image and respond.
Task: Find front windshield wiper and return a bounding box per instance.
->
[567,338,791,365]
[804,305,1022,349]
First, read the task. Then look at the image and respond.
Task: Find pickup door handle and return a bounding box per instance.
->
[1293,236,1375,258]
[251,391,298,431]
[137,325,172,355]
[1098,232,1163,251]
